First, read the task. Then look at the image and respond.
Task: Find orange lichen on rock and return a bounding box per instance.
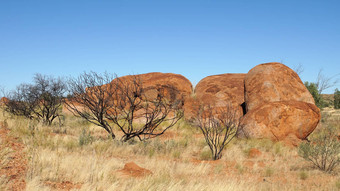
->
[240,101,321,145]
[185,73,246,120]
[111,72,193,103]
[244,62,315,111]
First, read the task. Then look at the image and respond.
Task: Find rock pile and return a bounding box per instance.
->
[64,63,320,145]
[240,63,320,145]
[183,62,320,145]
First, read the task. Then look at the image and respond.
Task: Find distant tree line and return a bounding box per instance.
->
[303,69,339,109]
[335,88,340,109]
[304,83,340,109]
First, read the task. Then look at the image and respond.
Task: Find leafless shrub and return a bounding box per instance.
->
[65,71,117,139]
[66,72,183,141]
[3,74,66,125]
[316,69,339,94]
[108,75,183,141]
[299,126,340,173]
[293,63,304,76]
[195,104,241,160]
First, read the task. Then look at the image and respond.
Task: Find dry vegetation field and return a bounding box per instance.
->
[1,108,340,191]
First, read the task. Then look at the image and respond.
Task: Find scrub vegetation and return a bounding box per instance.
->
[0,107,339,191]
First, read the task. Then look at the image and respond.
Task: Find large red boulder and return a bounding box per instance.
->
[244,62,315,112]
[63,73,193,116]
[113,72,193,103]
[185,73,245,119]
[239,101,321,145]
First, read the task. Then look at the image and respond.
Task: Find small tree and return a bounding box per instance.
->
[107,75,183,141]
[298,127,340,173]
[304,82,324,108]
[65,71,117,139]
[66,72,184,141]
[195,104,241,160]
[334,88,340,109]
[4,74,66,125]
[316,69,339,94]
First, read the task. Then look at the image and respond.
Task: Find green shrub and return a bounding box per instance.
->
[148,148,155,158]
[264,167,274,177]
[304,82,324,109]
[335,179,340,189]
[273,142,283,156]
[299,171,308,180]
[298,127,340,173]
[65,139,78,151]
[195,105,240,160]
[334,88,340,109]
[236,163,244,174]
[78,128,94,146]
[200,148,212,160]
[172,150,181,159]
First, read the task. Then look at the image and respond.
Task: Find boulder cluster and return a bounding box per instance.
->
[3,62,320,145]
[239,63,320,145]
[123,62,320,145]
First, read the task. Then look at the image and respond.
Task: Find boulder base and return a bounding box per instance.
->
[240,101,321,145]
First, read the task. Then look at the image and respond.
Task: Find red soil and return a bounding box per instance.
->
[44,180,82,191]
[0,122,27,191]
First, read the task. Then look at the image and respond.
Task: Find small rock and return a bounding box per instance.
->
[119,162,152,177]
[248,148,262,158]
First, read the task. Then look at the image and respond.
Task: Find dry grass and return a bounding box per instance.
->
[0,108,339,191]
[0,137,12,190]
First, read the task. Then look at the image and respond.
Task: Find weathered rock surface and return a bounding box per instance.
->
[240,101,321,145]
[114,72,193,103]
[195,73,245,107]
[63,72,193,115]
[185,73,245,119]
[244,62,315,112]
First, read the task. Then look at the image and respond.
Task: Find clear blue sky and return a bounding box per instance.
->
[0,0,339,93]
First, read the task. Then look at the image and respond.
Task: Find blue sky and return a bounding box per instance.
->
[0,0,339,93]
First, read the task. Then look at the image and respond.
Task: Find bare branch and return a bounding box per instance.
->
[194,104,241,160]
[316,69,339,94]
[66,72,183,141]
[3,74,66,125]
[65,71,116,139]
[106,74,183,141]
[293,63,304,76]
